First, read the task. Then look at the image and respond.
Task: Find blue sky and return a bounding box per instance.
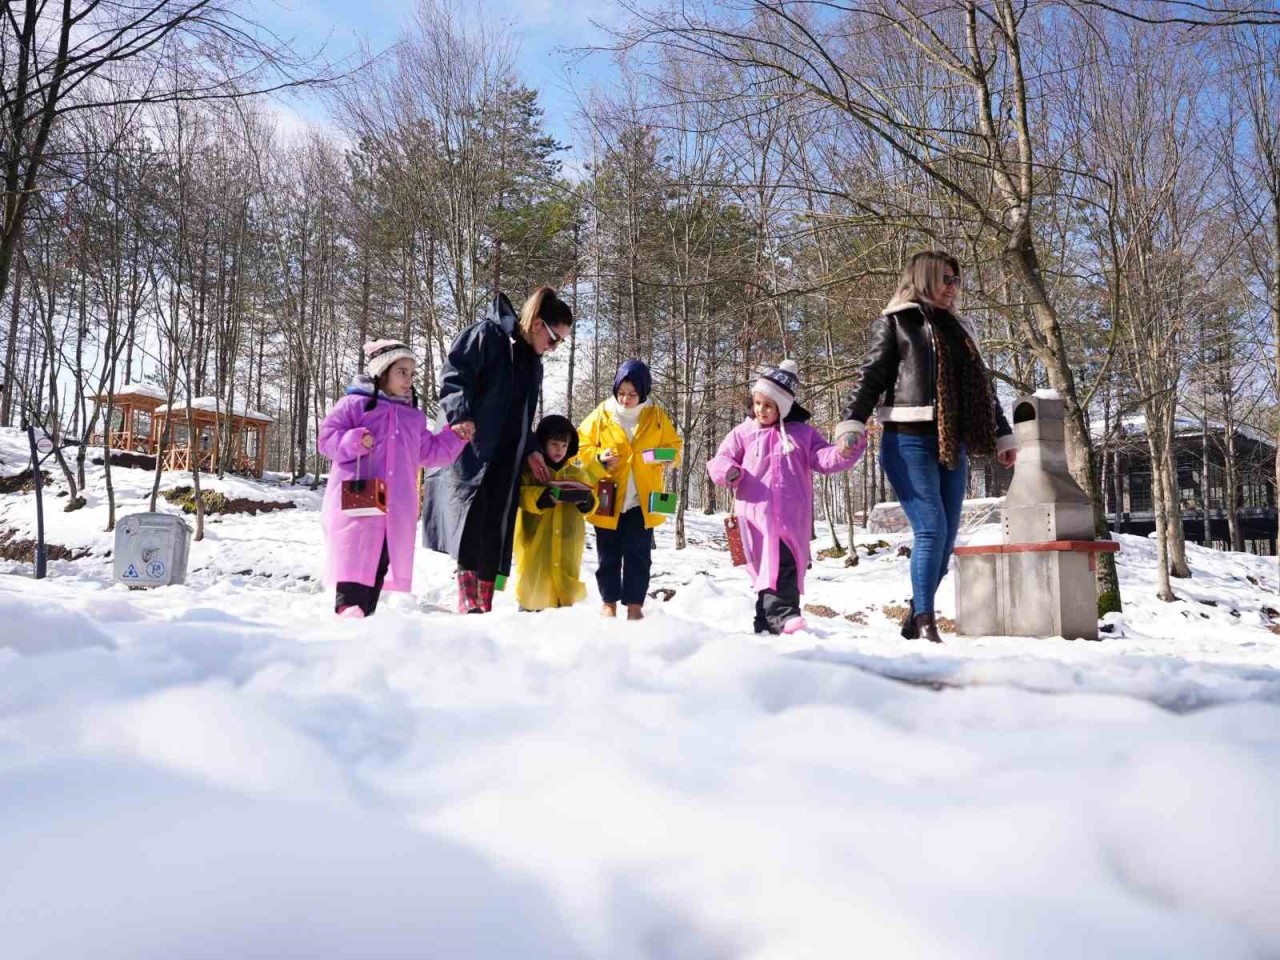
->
[256,0,623,161]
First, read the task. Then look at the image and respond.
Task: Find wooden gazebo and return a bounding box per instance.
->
[91,383,168,454]
[152,397,273,476]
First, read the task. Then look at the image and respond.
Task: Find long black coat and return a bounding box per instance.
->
[421,293,543,575]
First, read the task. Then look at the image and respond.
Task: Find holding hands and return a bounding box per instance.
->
[451,420,476,442]
[839,430,868,459]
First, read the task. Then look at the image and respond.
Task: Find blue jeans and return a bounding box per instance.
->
[880,431,968,616]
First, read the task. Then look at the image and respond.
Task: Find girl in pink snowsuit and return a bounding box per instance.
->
[318,340,467,617]
[707,359,867,635]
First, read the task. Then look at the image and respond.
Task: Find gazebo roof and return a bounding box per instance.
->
[154,396,274,424]
[89,382,169,407]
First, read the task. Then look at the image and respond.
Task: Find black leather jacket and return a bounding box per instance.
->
[835,301,1013,448]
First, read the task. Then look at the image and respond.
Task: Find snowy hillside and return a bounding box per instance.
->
[2,426,1278,959]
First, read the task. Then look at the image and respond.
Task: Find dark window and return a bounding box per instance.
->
[1129,472,1153,513]
[1177,457,1200,508]
[1207,465,1226,510]
[1241,478,1274,510]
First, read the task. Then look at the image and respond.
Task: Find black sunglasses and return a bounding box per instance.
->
[543,320,564,344]
[942,274,962,288]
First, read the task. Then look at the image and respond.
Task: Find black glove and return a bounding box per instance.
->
[536,489,557,509]
[574,496,595,514]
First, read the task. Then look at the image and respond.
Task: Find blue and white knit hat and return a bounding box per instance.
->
[753,359,800,452]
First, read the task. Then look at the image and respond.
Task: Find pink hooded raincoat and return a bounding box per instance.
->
[707,416,865,593]
[319,389,465,592]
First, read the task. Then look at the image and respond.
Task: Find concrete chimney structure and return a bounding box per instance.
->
[954,392,1118,641]
[1001,395,1095,542]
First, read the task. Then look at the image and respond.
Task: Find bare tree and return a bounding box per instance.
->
[1222,22,1280,581]
[1,0,316,313]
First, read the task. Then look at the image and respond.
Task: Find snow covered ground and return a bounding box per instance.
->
[2,426,1279,959]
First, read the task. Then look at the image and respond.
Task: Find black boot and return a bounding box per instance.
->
[900,598,918,639]
[914,612,943,644]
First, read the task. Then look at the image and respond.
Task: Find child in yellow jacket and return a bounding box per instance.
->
[577,359,683,621]
[514,415,597,611]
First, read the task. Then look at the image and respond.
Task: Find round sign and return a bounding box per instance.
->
[35,435,53,454]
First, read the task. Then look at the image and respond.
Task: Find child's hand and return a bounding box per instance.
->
[452,421,476,442]
[599,448,619,469]
[536,488,557,509]
[838,431,863,457]
[361,432,375,450]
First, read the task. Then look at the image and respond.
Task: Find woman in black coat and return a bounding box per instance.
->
[836,251,1016,643]
[422,286,573,613]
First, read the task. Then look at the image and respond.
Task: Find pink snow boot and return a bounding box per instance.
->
[337,606,366,619]
[457,570,483,614]
[781,616,808,635]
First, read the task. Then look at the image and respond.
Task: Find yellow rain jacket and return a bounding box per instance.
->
[577,398,683,532]
[514,457,596,611]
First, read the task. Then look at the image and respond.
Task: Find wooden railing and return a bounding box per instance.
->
[159,447,262,476]
[89,431,155,454]
[162,447,215,473]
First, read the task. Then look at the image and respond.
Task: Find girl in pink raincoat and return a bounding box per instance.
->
[318,340,467,618]
[707,359,867,635]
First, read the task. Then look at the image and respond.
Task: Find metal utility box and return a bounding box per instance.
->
[113,512,192,587]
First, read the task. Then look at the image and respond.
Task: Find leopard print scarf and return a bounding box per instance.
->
[934,311,997,469]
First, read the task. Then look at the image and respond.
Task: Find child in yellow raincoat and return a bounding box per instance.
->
[514,415,598,611]
[577,359,683,621]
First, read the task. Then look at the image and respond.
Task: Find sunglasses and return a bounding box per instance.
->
[543,320,564,345]
[942,274,962,288]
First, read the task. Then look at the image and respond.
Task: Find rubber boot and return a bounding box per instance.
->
[477,579,496,613]
[914,612,943,644]
[457,570,482,614]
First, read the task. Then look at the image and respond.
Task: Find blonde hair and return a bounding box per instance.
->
[518,285,573,340]
[891,250,961,308]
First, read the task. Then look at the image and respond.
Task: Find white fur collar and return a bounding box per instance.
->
[882,298,980,345]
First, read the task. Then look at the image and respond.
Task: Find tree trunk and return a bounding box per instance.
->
[1147,431,1177,602]
[1161,441,1191,577]
[185,400,205,542]
[1,251,22,427]
[1225,432,1243,552]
